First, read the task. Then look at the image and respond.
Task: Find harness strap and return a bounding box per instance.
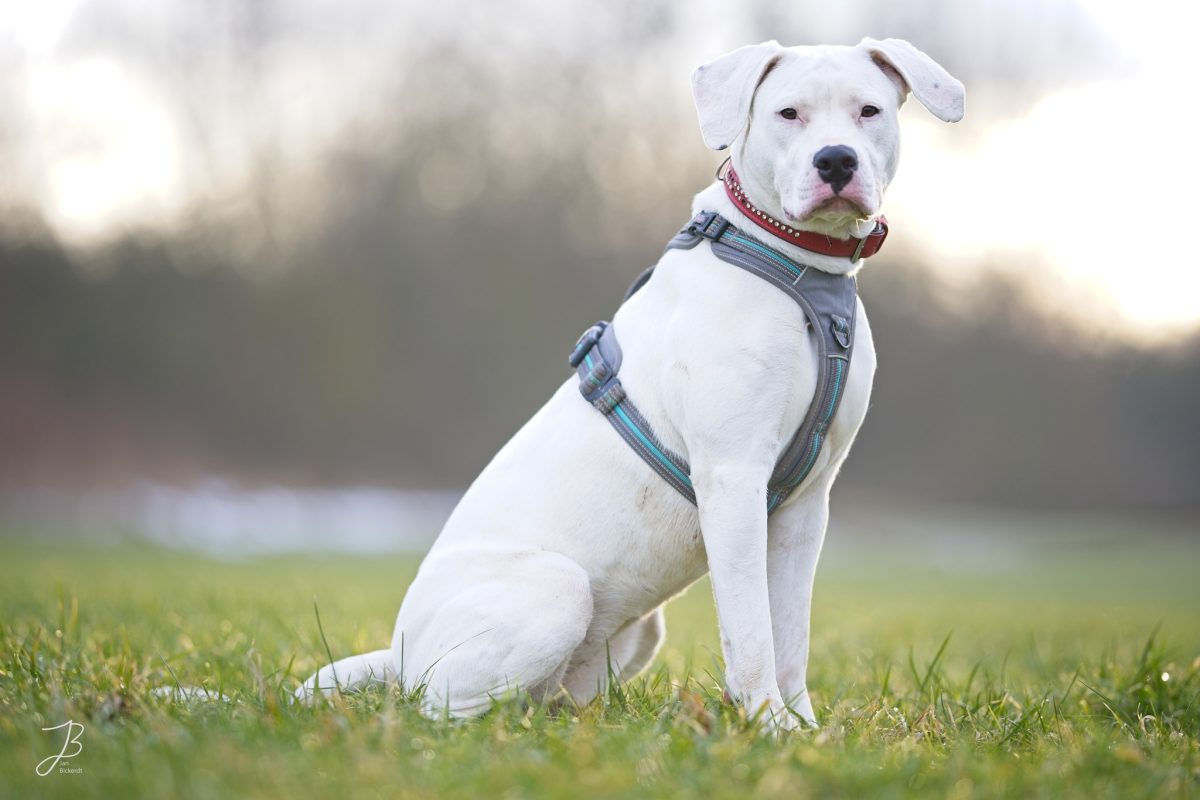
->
[570,322,696,503]
[571,211,858,514]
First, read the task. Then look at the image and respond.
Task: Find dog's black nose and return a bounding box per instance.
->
[812,145,858,193]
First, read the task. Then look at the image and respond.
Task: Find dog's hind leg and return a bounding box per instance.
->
[295,648,396,701]
[393,549,594,718]
[560,606,666,705]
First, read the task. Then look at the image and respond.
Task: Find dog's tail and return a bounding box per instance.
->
[150,649,396,706]
[294,648,398,702]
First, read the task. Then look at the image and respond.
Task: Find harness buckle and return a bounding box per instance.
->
[568,323,607,368]
[572,321,626,413]
[580,361,611,394]
[687,211,731,242]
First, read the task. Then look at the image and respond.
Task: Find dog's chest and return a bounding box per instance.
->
[613,247,831,465]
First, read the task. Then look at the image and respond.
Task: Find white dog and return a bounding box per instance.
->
[298,38,964,729]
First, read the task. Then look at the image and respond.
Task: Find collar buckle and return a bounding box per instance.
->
[850,236,868,264]
[851,218,889,263]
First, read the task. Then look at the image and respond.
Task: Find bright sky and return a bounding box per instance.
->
[3,0,1198,345]
[890,0,1200,343]
[2,0,185,241]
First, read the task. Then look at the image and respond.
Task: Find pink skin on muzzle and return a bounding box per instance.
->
[781,172,875,225]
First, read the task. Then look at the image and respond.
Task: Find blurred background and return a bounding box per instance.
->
[1,0,1197,554]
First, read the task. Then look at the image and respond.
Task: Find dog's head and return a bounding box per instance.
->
[692,39,964,237]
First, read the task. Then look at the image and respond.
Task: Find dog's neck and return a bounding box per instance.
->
[692,168,884,276]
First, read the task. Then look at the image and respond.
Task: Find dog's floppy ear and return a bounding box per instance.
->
[691,41,784,150]
[859,38,965,123]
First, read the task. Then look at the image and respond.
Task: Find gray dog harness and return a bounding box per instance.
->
[570,211,859,514]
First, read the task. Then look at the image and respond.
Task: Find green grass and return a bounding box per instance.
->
[0,530,1198,799]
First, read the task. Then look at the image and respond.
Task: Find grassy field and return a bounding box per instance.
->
[0,527,1197,799]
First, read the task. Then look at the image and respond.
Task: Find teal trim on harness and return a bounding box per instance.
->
[728,233,806,279]
[570,211,858,514]
[613,404,694,488]
[782,358,845,495]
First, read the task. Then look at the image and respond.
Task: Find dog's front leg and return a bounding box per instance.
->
[765,482,832,727]
[693,459,796,731]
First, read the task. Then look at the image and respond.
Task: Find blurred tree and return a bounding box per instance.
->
[2,0,1195,511]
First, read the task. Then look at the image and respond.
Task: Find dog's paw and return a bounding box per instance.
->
[758,701,809,735]
[739,691,806,734]
[784,689,819,730]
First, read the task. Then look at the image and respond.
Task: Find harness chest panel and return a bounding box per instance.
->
[570,211,859,514]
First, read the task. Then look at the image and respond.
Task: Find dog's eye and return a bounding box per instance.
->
[779,108,798,120]
[861,105,880,118]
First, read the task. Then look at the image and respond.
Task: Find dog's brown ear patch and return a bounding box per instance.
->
[691,41,784,150]
[860,38,965,123]
[870,53,908,99]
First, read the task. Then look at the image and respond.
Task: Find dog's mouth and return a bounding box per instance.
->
[815,196,865,215]
[785,194,870,224]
